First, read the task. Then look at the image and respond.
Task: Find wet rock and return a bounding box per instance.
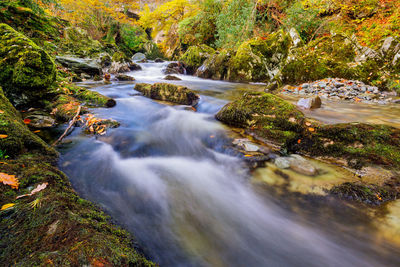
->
[164,62,186,75]
[108,61,130,74]
[134,83,200,106]
[23,111,56,129]
[128,63,142,71]
[132,52,146,61]
[297,96,322,109]
[275,155,318,176]
[56,56,102,77]
[155,58,164,63]
[233,139,260,152]
[196,50,231,80]
[116,74,135,81]
[164,75,182,81]
[288,154,318,176]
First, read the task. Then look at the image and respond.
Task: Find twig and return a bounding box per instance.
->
[52,106,82,147]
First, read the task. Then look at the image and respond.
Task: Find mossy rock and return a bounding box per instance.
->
[217,92,400,168]
[0,0,65,46]
[51,95,83,122]
[66,84,116,108]
[135,83,200,106]
[287,123,400,168]
[0,23,56,107]
[112,51,131,63]
[227,30,292,83]
[179,45,215,74]
[216,92,305,144]
[0,87,56,158]
[0,154,154,266]
[196,49,232,80]
[59,27,104,58]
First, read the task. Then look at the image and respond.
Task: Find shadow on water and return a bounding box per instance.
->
[60,62,400,266]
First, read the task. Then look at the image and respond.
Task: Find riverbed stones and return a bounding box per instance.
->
[164,62,186,75]
[274,155,318,176]
[281,78,394,104]
[134,83,200,106]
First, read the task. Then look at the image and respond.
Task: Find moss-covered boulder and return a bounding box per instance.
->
[67,84,116,107]
[216,92,305,144]
[0,23,56,107]
[227,30,292,83]
[0,87,56,158]
[51,95,83,122]
[59,27,104,58]
[196,49,232,80]
[135,83,200,106]
[179,45,215,74]
[217,93,400,168]
[0,0,64,46]
[287,123,400,168]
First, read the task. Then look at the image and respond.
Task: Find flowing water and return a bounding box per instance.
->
[59,62,400,266]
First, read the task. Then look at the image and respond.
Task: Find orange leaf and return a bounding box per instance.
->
[297,139,302,144]
[1,203,15,211]
[0,110,4,114]
[33,130,41,133]
[23,118,31,124]
[0,134,8,139]
[0,172,19,189]
[308,127,315,132]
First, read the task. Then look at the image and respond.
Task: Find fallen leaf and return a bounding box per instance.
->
[33,130,41,133]
[244,155,253,157]
[305,122,312,127]
[23,118,31,124]
[209,135,215,138]
[1,203,15,211]
[297,139,302,144]
[308,127,315,132]
[0,134,8,139]
[16,183,48,199]
[0,172,19,189]
[0,110,4,114]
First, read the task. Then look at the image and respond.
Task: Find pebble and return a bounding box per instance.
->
[281,78,395,104]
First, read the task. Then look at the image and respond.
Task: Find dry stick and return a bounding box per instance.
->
[52,106,82,147]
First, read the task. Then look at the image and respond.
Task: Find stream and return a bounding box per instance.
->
[59,62,400,266]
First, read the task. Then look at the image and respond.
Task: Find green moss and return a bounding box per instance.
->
[59,27,104,58]
[0,154,154,266]
[0,86,57,158]
[227,30,292,83]
[66,84,116,108]
[196,49,232,80]
[180,44,215,73]
[135,83,200,106]
[51,95,83,122]
[216,92,305,144]
[0,23,56,107]
[330,178,400,205]
[0,0,65,46]
[112,51,131,63]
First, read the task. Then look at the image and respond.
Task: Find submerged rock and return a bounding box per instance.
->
[297,96,322,109]
[164,62,186,75]
[164,75,182,81]
[116,74,135,81]
[23,111,56,129]
[134,83,199,106]
[0,23,56,106]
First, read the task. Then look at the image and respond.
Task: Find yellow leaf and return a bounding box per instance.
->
[0,172,19,189]
[0,134,8,139]
[1,203,15,211]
